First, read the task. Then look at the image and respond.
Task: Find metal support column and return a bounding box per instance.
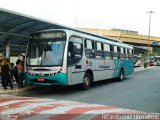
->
[6,40,10,59]
[147,11,155,57]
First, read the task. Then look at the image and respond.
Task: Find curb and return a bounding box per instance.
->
[134,66,157,72]
[0,85,40,95]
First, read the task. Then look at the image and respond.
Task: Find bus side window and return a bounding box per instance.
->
[129,49,133,59]
[117,46,120,59]
[120,47,125,59]
[104,43,111,59]
[95,42,104,59]
[123,48,126,59]
[131,49,134,58]
[110,45,113,59]
[113,46,118,59]
[126,49,129,59]
[85,40,95,58]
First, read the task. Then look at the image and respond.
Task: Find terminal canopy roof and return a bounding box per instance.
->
[0,8,119,56]
[0,8,72,55]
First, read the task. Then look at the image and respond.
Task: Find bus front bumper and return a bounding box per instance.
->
[25,73,68,86]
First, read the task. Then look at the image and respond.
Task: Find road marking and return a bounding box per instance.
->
[0,95,159,120]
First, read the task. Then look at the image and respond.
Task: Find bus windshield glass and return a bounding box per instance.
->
[26,31,66,66]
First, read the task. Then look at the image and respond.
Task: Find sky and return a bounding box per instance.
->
[0,0,160,37]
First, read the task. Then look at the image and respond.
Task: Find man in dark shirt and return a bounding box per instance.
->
[12,59,21,84]
[1,58,13,90]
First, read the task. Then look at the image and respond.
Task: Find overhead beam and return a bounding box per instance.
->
[0,31,27,37]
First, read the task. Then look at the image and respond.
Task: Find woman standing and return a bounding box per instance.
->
[1,58,13,90]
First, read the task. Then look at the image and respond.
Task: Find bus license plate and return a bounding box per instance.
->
[37,78,45,82]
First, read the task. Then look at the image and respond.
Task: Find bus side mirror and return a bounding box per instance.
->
[44,44,52,51]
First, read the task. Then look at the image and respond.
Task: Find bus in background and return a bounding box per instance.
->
[133,55,141,67]
[145,56,157,66]
[25,29,134,90]
[154,56,160,66]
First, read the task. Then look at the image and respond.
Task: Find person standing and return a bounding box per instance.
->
[17,60,24,88]
[13,59,21,84]
[1,58,13,90]
[10,63,14,83]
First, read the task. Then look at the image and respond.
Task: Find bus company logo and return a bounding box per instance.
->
[89,61,92,66]
[99,65,110,69]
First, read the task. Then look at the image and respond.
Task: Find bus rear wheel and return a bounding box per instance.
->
[118,69,124,81]
[81,73,91,90]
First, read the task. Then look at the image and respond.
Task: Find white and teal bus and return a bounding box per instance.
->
[25,29,134,89]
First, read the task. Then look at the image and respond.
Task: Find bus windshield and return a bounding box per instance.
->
[26,40,66,66]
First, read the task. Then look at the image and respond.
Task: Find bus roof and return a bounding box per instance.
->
[31,28,119,42]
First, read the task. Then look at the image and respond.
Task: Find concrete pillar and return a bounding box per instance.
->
[6,40,10,59]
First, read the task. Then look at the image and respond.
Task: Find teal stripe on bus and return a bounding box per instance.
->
[112,59,134,78]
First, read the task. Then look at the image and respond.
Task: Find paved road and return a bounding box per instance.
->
[2,95,154,120]
[22,67,160,113]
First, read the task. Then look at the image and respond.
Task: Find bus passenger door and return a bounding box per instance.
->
[67,37,84,85]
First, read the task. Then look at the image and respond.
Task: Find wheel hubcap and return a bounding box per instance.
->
[84,77,90,86]
[120,72,124,80]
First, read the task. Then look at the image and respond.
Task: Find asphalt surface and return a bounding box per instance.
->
[20,67,160,113]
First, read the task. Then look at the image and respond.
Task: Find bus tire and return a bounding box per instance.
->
[81,72,92,90]
[118,69,124,81]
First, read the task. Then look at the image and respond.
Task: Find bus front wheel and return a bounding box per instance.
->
[81,73,91,90]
